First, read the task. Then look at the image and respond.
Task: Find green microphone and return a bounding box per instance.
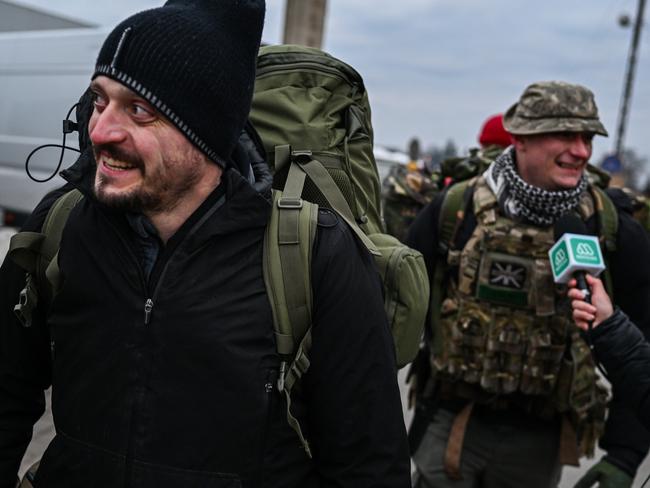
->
[549,214,605,303]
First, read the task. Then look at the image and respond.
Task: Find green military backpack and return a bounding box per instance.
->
[250,45,429,455]
[9,44,429,459]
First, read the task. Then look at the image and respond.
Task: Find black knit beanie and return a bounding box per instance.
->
[93,0,265,168]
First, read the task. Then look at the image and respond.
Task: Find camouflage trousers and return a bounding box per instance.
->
[412,407,562,488]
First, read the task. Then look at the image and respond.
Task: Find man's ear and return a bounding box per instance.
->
[512,134,527,153]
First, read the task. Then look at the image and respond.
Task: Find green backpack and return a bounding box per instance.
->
[252,45,429,455]
[9,44,429,458]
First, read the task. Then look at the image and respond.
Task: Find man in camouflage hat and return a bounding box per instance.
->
[406,81,650,488]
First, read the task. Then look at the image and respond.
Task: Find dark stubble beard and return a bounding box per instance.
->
[93,143,204,214]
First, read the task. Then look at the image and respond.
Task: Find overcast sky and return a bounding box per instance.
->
[14,0,650,165]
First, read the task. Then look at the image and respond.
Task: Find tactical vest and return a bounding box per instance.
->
[433,176,608,457]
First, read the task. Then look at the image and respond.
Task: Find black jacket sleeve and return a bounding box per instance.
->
[304,209,411,488]
[0,184,72,487]
[600,208,650,476]
[405,192,444,278]
[406,187,476,286]
[592,310,650,429]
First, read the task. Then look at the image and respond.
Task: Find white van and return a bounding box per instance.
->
[0,28,407,226]
[0,27,105,225]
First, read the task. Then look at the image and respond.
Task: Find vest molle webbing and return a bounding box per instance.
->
[432,176,609,458]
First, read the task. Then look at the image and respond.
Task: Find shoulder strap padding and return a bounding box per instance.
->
[41,190,84,294]
[8,232,46,274]
[263,186,317,359]
[590,186,618,297]
[8,189,83,327]
[591,186,618,253]
[430,178,476,356]
[263,151,319,458]
[438,178,476,251]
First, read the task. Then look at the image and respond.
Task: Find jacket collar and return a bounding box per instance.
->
[60,145,273,245]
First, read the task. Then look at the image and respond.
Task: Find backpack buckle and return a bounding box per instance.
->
[291,150,312,159]
[277,197,303,209]
[14,284,34,328]
[277,361,288,391]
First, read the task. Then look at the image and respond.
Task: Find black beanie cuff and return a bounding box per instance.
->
[94,64,226,168]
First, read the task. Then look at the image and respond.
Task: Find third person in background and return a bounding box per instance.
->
[382,113,511,242]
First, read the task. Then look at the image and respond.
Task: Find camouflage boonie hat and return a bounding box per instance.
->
[503,81,608,137]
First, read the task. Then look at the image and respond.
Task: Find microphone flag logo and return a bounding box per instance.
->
[576,243,595,256]
[554,248,568,270]
[572,238,600,264]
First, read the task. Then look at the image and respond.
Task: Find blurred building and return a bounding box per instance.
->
[0,0,94,32]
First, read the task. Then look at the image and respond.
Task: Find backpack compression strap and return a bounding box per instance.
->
[263,146,318,457]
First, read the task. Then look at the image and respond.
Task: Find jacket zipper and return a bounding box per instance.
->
[99,217,149,488]
[101,217,184,486]
[98,195,227,486]
[144,298,154,325]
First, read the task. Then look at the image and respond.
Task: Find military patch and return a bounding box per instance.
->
[489,261,527,289]
[476,252,533,308]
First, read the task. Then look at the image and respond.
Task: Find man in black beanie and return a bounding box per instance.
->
[0,1,410,487]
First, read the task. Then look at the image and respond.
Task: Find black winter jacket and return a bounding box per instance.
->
[0,150,410,487]
[590,309,650,430]
[406,183,650,477]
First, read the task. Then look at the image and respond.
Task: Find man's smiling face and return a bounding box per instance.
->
[513,132,594,191]
[88,76,214,214]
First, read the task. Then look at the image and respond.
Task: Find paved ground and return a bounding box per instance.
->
[2,227,650,485]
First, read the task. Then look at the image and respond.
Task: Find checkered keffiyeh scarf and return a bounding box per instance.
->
[484,147,587,226]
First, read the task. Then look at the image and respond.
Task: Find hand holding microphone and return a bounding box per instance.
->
[568,274,613,331]
[549,214,607,333]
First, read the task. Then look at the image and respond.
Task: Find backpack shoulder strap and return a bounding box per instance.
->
[9,189,83,327]
[437,178,476,249]
[286,146,380,256]
[41,189,84,293]
[590,185,618,297]
[263,148,318,457]
[40,189,84,266]
[591,185,618,253]
[429,178,476,356]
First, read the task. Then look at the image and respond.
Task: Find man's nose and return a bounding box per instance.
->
[89,107,128,146]
[568,134,591,160]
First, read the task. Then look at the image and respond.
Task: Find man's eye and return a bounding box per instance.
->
[130,103,155,121]
[92,92,107,111]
